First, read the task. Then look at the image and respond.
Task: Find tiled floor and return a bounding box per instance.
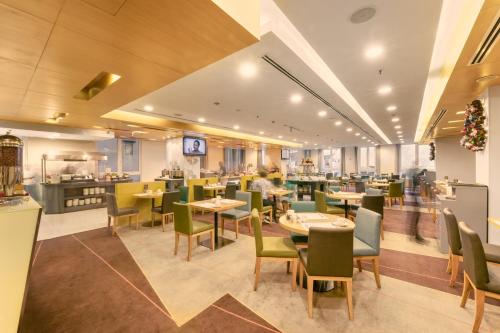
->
[27,196,500,332]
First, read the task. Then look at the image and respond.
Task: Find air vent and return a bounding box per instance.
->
[74,71,121,100]
[425,108,447,139]
[470,17,500,65]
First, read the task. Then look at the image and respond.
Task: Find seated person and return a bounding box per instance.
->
[251,170,277,221]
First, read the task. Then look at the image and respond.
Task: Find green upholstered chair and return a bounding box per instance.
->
[353,207,382,288]
[106,193,139,235]
[386,181,404,208]
[299,227,354,319]
[193,185,205,201]
[315,190,344,215]
[173,203,214,261]
[151,191,179,232]
[349,195,385,239]
[443,208,500,287]
[178,186,188,203]
[249,190,273,223]
[251,209,298,291]
[289,201,315,247]
[221,191,252,238]
[458,221,500,333]
[224,183,238,199]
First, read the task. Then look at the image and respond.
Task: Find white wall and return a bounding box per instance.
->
[165,138,200,180]
[378,145,398,174]
[344,147,356,174]
[140,140,167,181]
[435,136,476,183]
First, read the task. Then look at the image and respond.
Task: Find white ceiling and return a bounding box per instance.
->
[119,0,442,149]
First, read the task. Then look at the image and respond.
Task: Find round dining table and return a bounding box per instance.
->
[279,213,355,235]
[326,191,364,218]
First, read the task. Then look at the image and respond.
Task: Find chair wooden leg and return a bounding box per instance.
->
[197,235,200,246]
[356,259,362,272]
[254,257,261,291]
[161,215,165,232]
[247,217,252,235]
[299,263,304,289]
[151,213,154,228]
[373,257,381,289]
[449,254,460,287]
[210,230,215,252]
[235,219,239,239]
[307,276,314,318]
[287,261,290,274]
[221,218,225,236]
[291,259,297,291]
[446,249,452,274]
[129,215,132,228]
[187,236,192,261]
[135,215,139,230]
[174,232,179,255]
[472,289,485,333]
[346,280,354,320]
[107,216,111,229]
[111,217,116,236]
[460,274,472,308]
[380,219,385,240]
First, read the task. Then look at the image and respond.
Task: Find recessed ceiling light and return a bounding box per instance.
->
[49,133,61,138]
[132,130,147,135]
[233,125,240,130]
[304,141,308,144]
[198,117,206,123]
[143,105,154,112]
[314,143,318,146]
[238,62,257,78]
[398,135,403,138]
[92,125,103,129]
[290,94,303,103]
[318,110,327,117]
[442,126,459,130]
[396,131,402,134]
[378,85,392,95]
[448,120,463,123]
[346,128,353,132]
[293,138,297,141]
[127,124,140,128]
[355,133,360,136]
[387,105,397,111]
[362,136,366,139]
[476,74,499,83]
[456,111,465,115]
[334,120,342,126]
[394,125,401,129]
[278,135,283,139]
[259,131,264,135]
[365,45,384,59]
[391,117,400,122]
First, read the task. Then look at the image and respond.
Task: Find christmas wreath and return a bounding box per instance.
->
[460,99,487,151]
[429,142,435,161]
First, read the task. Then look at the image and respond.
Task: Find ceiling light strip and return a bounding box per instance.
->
[261,55,379,144]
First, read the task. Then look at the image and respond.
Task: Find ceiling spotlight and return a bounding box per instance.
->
[127,124,140,128]
[394,125,401,129]
[198,117,206,123]
[365,45,384,59]
[346,128,353,132]
[456,111,465,115]
[334,120,342,126]
[362,136,366,139]
[398,135,403,138]
[290,94,303,103]
[318,110,327,117]
[293,138,297,141]
[314,143,318,146]
[233,125,240,130]
[355,133,360,136]
[304,141,308,144]
[396,131,402,134]
[448,120,463,123]
[391,117,400,122]
[387,105,397,111]
[143,105,154,112]
[259,131,265,135]
[378,85,392,95]
[238,62,257,78]
[278,135,283,139]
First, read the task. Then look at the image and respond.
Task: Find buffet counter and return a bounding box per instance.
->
[41,179,132,214]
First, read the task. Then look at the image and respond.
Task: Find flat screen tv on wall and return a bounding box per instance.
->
[183,137,207,156]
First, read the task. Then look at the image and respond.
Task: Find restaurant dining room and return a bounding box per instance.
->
[2,0,500,332]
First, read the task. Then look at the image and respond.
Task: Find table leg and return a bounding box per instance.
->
[142,198,162,227]
[200,210,234,250]
[344,199,348,218]
[214,211,219,243]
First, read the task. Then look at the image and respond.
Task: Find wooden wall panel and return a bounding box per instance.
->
[0,0,64,22]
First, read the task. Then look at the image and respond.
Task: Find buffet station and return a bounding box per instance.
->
[154,168,184,192]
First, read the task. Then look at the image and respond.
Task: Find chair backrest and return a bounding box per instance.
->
[235,190,251,212]
[458,221,490,290]
[106,193,118,216]
[173,202,193,234]
[355,181,366,193]
[193,185,205,201]
[291,201,316,212]
[389,181,403,197]
[250,209,263,256]
[361,195,384,219]
[307,227,353,277]
[443,208,462,255]
[225,184,237,199]
[249,190,264,211]
[246,179,253,191]
[178,186,188,202]
[161,191,180,214]
[326,172,333,180]
[355,208,381,254]
[391,174,400,180]
[366,188,383,196]
[272,178,282,186]
[314,190,327,213]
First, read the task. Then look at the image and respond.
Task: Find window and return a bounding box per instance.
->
[322,148,342,175]
[224,148,245,173]
[358,147,376,173]
[418,144,436,171]
[400,144,416,176]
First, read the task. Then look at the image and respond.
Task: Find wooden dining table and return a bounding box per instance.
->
[279,212,354,235]
[326,191,364,218]
[133,191,164,226]
[188,198,246,249]
[366,182,390,189]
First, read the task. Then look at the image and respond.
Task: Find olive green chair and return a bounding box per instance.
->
[251,209,298,291]
[106,193,139,235]
[249,190,273,223]
[353,207,382,289]
[385,181,404,208]
[299,227,354,319]
[178,186,188,203]
[315,190,345,215]
[173,203,214,261]
[221,191,252,239]
[151,191,180,232]
[289,201,315,248]
[458,221,500,333]
[443,208,500,287]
